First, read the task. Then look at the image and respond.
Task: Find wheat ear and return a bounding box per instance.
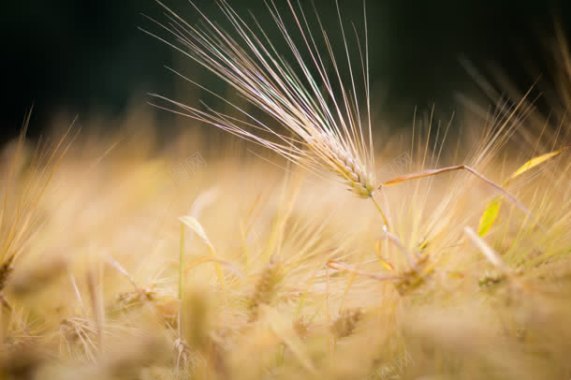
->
[144,0,383,208]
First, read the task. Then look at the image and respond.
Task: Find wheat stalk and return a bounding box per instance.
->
[145,0,379,203]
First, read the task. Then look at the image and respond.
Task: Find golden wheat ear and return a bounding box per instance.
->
[144,0,379,203]
[378,164,529,214]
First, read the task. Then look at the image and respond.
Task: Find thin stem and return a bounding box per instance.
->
[178,223,185,337]
[370,194,390,229]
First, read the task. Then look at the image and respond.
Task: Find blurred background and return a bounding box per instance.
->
[1,0,570,144]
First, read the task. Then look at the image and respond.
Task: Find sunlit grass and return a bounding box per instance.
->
[1,1,570,378]
[0,100,568,379]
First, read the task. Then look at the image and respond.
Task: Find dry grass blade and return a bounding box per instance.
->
[464,226,510,272]
[380,164,527,213]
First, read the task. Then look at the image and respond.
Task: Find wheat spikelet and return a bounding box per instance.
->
[146,0,376,198]
[0,256,14,293]
[248,262,282,321]
[331,308,363,338]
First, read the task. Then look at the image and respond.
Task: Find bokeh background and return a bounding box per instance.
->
[2,0,570,144]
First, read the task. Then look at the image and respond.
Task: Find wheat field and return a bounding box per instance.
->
[1,1,571,379]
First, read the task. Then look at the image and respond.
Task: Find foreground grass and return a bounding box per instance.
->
[0,105,569,379]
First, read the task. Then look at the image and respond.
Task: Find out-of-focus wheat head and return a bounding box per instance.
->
[145,0,376,198]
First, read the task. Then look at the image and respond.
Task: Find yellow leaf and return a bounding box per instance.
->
[478,148,566,235]
[508,150,561,182]
[477,197,502,236]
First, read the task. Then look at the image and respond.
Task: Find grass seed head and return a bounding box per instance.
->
[248,262,282,321]
[147,0,377,198]
[0,256,15,293]
[332,308,363,338]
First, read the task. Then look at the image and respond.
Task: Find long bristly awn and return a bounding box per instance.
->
[142,0,527,230]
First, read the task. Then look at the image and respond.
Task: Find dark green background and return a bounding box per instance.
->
[2,0,569,143]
